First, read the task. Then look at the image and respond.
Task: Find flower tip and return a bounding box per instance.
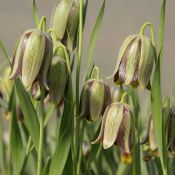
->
[121,153,132,164]
[106,73,114,80]
[103,142,112,149]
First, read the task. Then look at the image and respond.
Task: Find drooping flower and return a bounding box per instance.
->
[9,29,53,90]
[92,102,134,155]
[48,56,68,104]
[110,34,155,89]
[50,0,79,51]
[79,79,111,121]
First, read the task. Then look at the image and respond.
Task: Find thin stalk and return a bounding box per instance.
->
[37,84,45,175]
[139,21,156,47]
[77,120,86,175]
[20,137,33,175]
[76,0,83,110]
[0,112,6,174]
[75,0,83,174]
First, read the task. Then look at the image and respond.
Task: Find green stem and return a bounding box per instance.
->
[75,0,83,174]
[0,112,5,174]
[76,0,83,112]
[38,16,46,32]
[139,21,156,47]
[0,39,11,66]
[120,92,129,103]
[37,84,45,175]
[20,137,33,175]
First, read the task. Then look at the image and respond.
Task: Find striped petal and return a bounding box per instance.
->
[50,0,73,40]
[22,30,45,90]
[90,80,105,121]
[107,35,137,81]
[116,105,133,153]
[138,36,155,89]
[103,102,124,149]
[48,57,68,104]
[124,37,140,86]
[9,30,33,79]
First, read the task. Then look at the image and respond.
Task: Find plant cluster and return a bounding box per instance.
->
[0,0,172,175]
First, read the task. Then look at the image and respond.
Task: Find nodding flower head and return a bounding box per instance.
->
[110,34,155,89]
[48,56,68,104]
[9,29,53,90]
[50,0,79,51]
[92,102,134,156]
[79,79,111,122]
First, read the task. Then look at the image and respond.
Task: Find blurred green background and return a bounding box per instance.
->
[0,0,175,97]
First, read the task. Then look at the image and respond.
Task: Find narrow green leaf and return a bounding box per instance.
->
[157,0,166,60]
[0,38,11,66]
[83,0,105,81]
[42,157,51,175]
[44,103,55,127]
[32,0,40,27]
[85,124,101,174]
[62,150,74,175]
[151,52,167,175]
[10,98,24,175]
[152,0,167,175]
[83,0,88,29]
[48,118,72,175]
[49,76,73,175]
[15,79,39,151]
[130,90,141,175]
[0,110,6,174]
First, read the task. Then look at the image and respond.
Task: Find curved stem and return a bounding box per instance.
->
[0,39,11,66]
[75,1,83,174]
[37,84,45,175]
[76,0,83,112]
[121,92,129,103]
[139,21,156,47]
[38,16,46,32]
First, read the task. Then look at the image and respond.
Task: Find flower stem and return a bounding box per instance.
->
[37,84,45,175]
[75,0,83,174]
[139,21,156,47]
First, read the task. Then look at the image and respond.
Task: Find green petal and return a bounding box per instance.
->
[48,57,68,104]
[138,36,155,89]
[50,0,73,40]
[9,30,33,79]
[90,80,105,121]
[125,37,140,85]
[103,102,124,149]
[22,30,45,90]
[107,35,137,80]
[116,105,133,153]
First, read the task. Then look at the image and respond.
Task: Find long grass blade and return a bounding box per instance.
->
[83,0,105,81]
[15,79,40,151]
[32,0,40,27]
[151,0,167,175]
[9,89,24,175]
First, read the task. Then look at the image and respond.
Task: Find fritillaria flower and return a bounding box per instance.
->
[92,102,134,156]
[79,79,111,121]
[50,0,79,51]
[9,29,53,90]
[110,34,156,89]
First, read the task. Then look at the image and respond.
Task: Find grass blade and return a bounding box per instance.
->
[83,0,105,81]
[49,76,73,175]
[0,38,11,65]
[151,0,167,174]
[9,89,24,175]
[32,0,40,27]
[15,79,39,151]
